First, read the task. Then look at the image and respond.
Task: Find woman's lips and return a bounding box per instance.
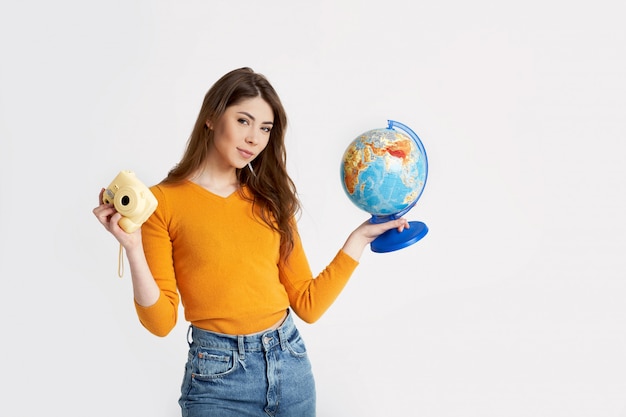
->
[237,148,254,159]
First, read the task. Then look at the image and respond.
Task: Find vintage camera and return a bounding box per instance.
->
[103,170,158,233]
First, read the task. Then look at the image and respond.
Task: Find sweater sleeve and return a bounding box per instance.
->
[133,186,180,337]
[278,229,359,323]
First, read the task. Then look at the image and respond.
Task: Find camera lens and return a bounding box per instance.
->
[121,195,130,206]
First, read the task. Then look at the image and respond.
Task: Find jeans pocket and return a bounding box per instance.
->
[286,332,308,358]
[192,348,238,380]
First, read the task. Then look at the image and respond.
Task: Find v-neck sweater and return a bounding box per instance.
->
[135,180,359,336]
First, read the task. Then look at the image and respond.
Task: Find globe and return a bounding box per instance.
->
[340,120,428,252]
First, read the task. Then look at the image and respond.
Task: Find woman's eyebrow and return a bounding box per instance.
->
[238,111,273,125]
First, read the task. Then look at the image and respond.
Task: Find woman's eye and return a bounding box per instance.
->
[238,118,249,125]
[261,126,271,133]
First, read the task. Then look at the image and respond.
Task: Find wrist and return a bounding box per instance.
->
[342,232,368,261]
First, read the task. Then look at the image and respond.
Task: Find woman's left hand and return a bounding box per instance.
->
[341,217,410,261]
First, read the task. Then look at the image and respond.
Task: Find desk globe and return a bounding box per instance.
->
[340,120,428,252]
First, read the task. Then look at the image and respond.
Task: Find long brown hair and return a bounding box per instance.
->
[163,67,300,260]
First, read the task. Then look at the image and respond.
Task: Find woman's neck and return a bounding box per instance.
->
[189,163,239,198]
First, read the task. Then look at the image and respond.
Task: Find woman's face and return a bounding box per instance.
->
[207,96,274,170]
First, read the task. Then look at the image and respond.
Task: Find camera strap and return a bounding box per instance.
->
[117,243,125,278]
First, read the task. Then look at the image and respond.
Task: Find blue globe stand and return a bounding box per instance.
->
[368,120,429,253]
[370,220,429,253]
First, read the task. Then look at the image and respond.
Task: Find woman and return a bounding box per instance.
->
[93,67,408,416]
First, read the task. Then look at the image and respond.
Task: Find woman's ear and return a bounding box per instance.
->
[205,120,213,130]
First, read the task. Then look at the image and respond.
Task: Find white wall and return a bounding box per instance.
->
[2,0,625,416]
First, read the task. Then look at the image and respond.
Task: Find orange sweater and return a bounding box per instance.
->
[135,180,359,336]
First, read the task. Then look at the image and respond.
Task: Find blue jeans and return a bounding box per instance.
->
[179,310,316,417]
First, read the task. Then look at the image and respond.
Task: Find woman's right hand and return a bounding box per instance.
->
[93,188,160,306]
[93,188,142,250]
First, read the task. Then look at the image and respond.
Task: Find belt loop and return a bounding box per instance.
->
[186,325,193,347]
[238,335,245,360]
[278,327,287,351]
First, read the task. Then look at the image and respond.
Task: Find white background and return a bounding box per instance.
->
[1,0,625,416]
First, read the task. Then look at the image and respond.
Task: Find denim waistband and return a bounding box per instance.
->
[187,310,295,356]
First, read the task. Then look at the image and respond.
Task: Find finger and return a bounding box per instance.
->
[93,206,116,229]
[109,212,125,233]
[93,204,115,217]
[98,188,105,205]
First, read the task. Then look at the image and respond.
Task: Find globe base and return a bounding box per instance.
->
[371,221,428,253]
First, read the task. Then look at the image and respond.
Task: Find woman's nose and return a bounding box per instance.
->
[245,131,258,145]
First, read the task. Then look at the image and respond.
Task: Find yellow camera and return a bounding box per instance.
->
[103,170,158,233]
